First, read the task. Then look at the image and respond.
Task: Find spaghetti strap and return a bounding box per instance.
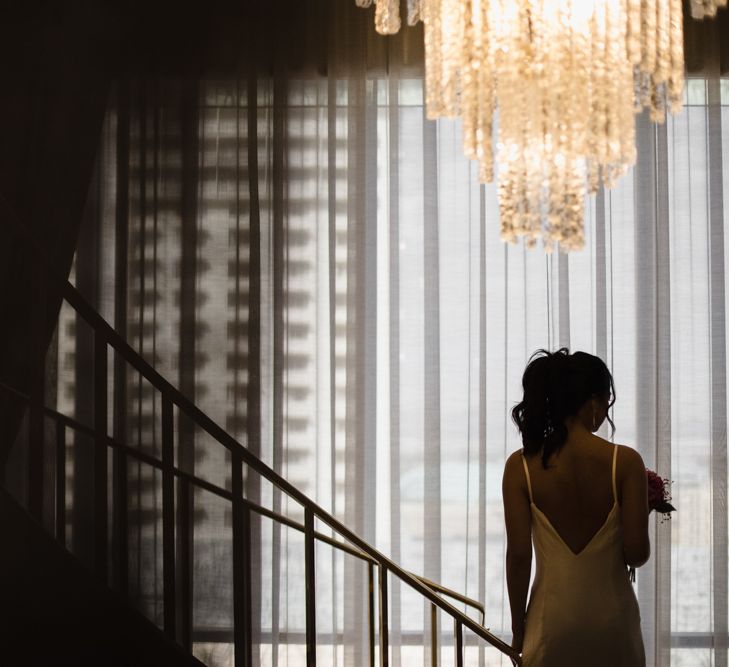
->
[521,451,534,504]
[611,444,618,504]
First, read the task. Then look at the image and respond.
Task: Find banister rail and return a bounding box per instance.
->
[2,200,521,665]
[0,380,486,625]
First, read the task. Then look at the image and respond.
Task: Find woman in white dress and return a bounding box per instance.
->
[502,349,649,666]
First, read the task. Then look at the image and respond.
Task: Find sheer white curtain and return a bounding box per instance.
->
[57,70,729,666]
[243,73,729,666]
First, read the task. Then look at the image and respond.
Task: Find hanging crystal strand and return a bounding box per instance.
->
[604,2,620,185]
[586,1,604,195]
[641,0,657,73]
[639,0,657,110]
[568,159,586,250]
[491,0,516,243]
[601,0,630,184]
[476,0,495,183]
[714,0,728,17]
[572,0,592,158]
[375,0,401,34]
[617,0,637,168]
[544,0,565,246]
[423,0,445,118]
[689,0,705,17]
[567,0,589,250]
[654,0,669,84]
[499,157,518,242]
[558,161,574,251]
[440,0,465,116]
[646,0,667,122]
[668,0,684,114]
[531,0,548,245]
[496,0,525,241]
[462,0,478,159]
[524,105,543,247]
[616,0,632,173]
[651,86,667,123]
[546,0,560,247]
[603,0,622,185]
[407,0,423,25]
[691,0,728,18]
[564,0,585,260]
[523,0,544,246]
[492,0,511,238]
[626,0,643,65]
[598,0,611,179]
[549,148,566,248]
[517,1,536,242]
[711,0,727,16]
[562,46,584,249]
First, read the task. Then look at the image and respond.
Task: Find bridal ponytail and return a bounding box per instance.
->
[511,348,616,468]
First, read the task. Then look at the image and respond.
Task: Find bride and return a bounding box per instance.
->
[502,349,648,666]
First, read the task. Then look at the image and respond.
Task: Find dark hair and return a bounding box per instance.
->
[511,348,615,468]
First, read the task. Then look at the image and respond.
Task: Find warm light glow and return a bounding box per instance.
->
[357,0,696,251]
[690,0,727,19]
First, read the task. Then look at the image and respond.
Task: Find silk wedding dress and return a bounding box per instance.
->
[520,444,645,666]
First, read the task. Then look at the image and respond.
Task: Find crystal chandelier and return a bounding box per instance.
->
[355,0,695,251]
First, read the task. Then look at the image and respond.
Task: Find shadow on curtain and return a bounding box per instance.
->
[5,2,729,667]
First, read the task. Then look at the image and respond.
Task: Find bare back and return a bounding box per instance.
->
[516,435,647,666]
[522,434,622,555]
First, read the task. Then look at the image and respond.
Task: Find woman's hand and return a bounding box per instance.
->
[511,627,524,657]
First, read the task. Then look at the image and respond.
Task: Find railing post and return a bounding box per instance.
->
[368,563,376,667]
[305,507,316,667]
[454,620,463,667]
[112,87,129,596]
[177,410,194,650]
[162,396,176,639]
[28,266,46,520]
[379,564,389,667]
[112,344,128,596]
[431,604,438,667]
[55,421,66,544]
[93,329,108,582]
[232,452,252,667]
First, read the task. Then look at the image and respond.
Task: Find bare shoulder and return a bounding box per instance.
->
[502,449,525,485]
[614,443,646,475]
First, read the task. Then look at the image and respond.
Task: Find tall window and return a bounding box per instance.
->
[55,76,729,666]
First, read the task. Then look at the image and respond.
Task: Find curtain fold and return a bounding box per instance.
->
[0,3,118,481]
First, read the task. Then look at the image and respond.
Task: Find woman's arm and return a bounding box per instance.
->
[502,451,533,652]
[619,446,650,567]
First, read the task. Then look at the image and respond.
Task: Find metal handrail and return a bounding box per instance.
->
[67,251,516,661]
[0,379,486,624]
[2,201,521,665]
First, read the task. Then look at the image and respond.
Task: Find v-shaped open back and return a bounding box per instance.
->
[518,443,645,666]
[521,443,619,556]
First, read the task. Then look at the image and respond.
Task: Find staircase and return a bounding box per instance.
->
[0,487,205,667]
[0,209,520,666]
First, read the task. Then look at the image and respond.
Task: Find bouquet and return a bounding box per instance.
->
[628,469,675,582]
[646,469,676,517]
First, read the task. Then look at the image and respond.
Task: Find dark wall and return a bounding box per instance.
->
[0,487,204,666]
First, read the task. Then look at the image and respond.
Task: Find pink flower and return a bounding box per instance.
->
[645,469,675,516]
